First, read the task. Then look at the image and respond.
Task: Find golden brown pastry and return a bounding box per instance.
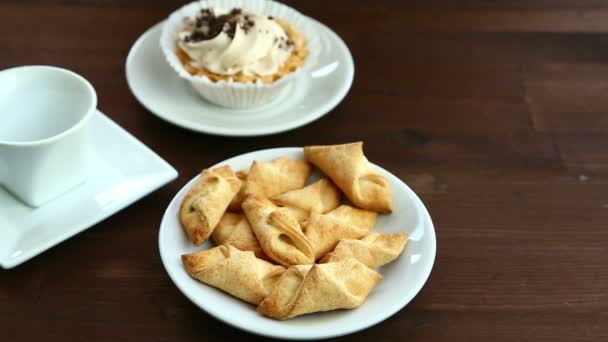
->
[180,166,242,245]
[304,142,393,213]
[242,195,314,267]
[231,157,312,209]
[304,205,377,260]
[182,245,285,305]
[320,232,409,269]
[227,170,248,212]
[257,258,382,320]
[271,178,341,223]
[211,212,268,260]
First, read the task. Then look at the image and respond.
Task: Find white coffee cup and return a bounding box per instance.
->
[0,66,97,207]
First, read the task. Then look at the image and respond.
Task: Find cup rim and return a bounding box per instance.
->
[0,65,97,147]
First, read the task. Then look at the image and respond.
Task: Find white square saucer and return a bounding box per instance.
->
[0,110,178,269]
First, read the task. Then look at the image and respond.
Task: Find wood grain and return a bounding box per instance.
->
[1,1,607,341]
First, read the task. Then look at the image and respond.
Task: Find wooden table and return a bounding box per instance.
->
[1,1,607,341]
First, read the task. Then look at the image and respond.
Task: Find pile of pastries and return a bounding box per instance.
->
[179,142,409,320]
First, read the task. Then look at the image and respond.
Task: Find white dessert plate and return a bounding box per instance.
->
[158,148,436,340]
[0,110,178,269]
[125,18,354,136]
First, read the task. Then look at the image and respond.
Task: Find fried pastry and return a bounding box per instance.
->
[230,157,312,210]
[227,170,248,212]
[304,142,393,213]
[211,212,268,260]
[304,205,377,260]
[182,245,285,305]
[242,195,314,266]
[271,178,341,223]
[320,232,409,269]
[257,258,382,320]
[180,166,242,245]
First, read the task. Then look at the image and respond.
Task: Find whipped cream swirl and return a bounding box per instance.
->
[178,8,294,77]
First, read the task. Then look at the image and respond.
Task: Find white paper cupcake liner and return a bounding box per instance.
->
[160,0,320,109]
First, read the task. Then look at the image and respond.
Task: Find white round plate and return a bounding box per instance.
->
[158,148,436,340]
[126,19,354,137]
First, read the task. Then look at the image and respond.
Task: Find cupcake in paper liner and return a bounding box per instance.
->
[160,0,318,109]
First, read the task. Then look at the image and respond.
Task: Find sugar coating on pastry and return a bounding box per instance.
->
[257,258,382,320]
[179,166,242,245]
[271,178,341,223]
[304,142,393,213]
[227,170,248,212]
[211,212,269,260]
[182,245,285,305]
[230,156,312,210]
[320,232,409,269]
[242,195,314,266]
[304,205,378,260]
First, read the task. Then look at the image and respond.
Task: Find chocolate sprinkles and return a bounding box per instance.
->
[183,7,291,48]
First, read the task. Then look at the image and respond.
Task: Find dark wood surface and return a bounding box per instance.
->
[1,1,607,341]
